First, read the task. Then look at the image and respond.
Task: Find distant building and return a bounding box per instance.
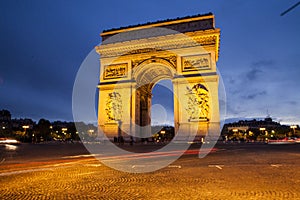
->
[0,109,11,122]
[11,118,35,130]
[225,117,282,130]
[222,116,290,141]
[0,110,12,135]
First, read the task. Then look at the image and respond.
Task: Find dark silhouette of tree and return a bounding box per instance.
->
[34,119,51,142]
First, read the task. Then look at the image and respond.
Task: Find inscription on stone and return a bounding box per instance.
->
[104,63,128,79]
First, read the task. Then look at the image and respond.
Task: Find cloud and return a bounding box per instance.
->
[226,104,247,117]
[245,60,275,81]
[246,67,263,81]
[287,101,298,106]
[252,60,274,68]
[243,90,267,100]
[227,77,236,85]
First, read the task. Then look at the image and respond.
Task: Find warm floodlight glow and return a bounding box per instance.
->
[88,129,95,133]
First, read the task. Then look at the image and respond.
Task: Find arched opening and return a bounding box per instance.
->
[151,79,175,142]
[133,62,175,142]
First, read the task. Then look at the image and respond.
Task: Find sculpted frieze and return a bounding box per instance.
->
[182,54,211,71]
[132,56,177,69]
[104,63,128,79]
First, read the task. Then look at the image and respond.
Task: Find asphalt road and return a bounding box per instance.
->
[0,142,299,199]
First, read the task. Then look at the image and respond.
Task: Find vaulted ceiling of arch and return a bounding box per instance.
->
[136,65,173,92]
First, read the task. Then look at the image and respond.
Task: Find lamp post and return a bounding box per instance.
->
[88,129,94,136]
[232,129,238,141]
[160,130,166,142]
[259,128,266,142]
[259,127,266,134]
[290,125,297,136]
[22,125,30,142]
[62,128,68,141]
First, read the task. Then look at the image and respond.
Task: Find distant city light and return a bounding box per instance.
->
[88,129,94,133]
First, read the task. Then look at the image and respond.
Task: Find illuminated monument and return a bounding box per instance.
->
[96,13,220,141]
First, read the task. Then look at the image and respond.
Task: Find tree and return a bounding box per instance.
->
[34,119,51,142]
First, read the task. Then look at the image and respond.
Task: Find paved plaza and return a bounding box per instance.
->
[0,143,299,199]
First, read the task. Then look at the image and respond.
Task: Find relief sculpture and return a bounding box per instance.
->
[104,63,127,79]
[186,84,209,121]
[182,54,211,71]
[105,92,122,122]
[132,55,177,69]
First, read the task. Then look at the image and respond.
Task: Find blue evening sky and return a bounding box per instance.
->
[0,0,299,125]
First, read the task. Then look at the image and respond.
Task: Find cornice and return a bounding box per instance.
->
[101,14,214,37]
[96,29,220,61]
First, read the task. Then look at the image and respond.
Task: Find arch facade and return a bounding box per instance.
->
[96,13,221,141]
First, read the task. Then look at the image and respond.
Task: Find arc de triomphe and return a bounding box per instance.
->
[96,13,220,142]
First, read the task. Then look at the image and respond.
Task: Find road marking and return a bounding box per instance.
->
[208,165,224,170]
[168,165,182,169]
[83,164,102,167]
[131,165,146,168]
[61,154,100,159]
[270,164,282,168]
[77,172,95,176]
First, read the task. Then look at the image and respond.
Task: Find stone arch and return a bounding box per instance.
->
[97,14,221,142]
[133,58,176,91]
[132,61,177,139]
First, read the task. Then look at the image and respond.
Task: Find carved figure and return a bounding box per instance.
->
[105,92,122,121]
[186,84,209,120]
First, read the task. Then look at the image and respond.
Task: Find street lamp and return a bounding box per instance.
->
[259,128,266,141]
[62,128,68,132]
[22,125,29,137]
[62,128,68,140]
[259,127,266,134]
[290,125,297,136]
[88,129,94,136]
